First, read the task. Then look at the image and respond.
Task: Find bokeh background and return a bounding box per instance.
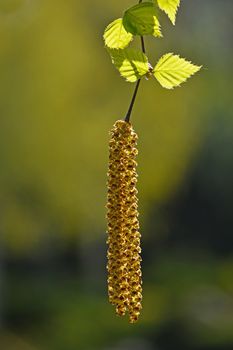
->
[0,0,233,349]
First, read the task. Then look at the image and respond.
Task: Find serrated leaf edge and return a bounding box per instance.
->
[153,52,202,89]
[157,0,181,25]
[103,18,133,49]
[123,2,162,38]
[109,48,150,83]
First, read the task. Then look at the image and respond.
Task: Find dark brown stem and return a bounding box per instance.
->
[124,0,146,123]
[124,80,141,123]
[140,36,146,54]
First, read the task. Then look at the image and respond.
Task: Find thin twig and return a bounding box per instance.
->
[124,0,146,123]
[124,80,141,123]
[140,36,146,54]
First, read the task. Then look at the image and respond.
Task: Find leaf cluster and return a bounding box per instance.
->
[103,0,201,89]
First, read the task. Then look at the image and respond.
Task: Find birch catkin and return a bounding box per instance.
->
[106,120,142,323]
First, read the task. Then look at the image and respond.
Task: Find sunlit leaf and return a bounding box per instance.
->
[153,53,202,89]
[157,0,180,25]
[109,48,149,82]
[103,18,133,49]
[123,2,162,38]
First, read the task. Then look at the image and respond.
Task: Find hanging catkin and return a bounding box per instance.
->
[106,120,142,323]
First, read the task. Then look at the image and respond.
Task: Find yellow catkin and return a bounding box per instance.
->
[106,120,142,323]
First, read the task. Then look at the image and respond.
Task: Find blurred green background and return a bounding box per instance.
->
[0,0,233,349]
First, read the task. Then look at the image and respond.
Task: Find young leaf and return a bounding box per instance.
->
[123,2,162,38]
[153,53,202,89]
[157,0,180,25]
[104,18,133,49]
[109,48,149,83]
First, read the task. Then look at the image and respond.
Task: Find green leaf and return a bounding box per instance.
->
[109,48,149,82]
[103,18,133,49]
[153,53,202,89]
[123,2,162,38]
[157,0,180,25]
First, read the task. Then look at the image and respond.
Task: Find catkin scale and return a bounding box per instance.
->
[106,120,142,323]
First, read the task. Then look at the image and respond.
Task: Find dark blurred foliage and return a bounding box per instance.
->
[0,0,233,349]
